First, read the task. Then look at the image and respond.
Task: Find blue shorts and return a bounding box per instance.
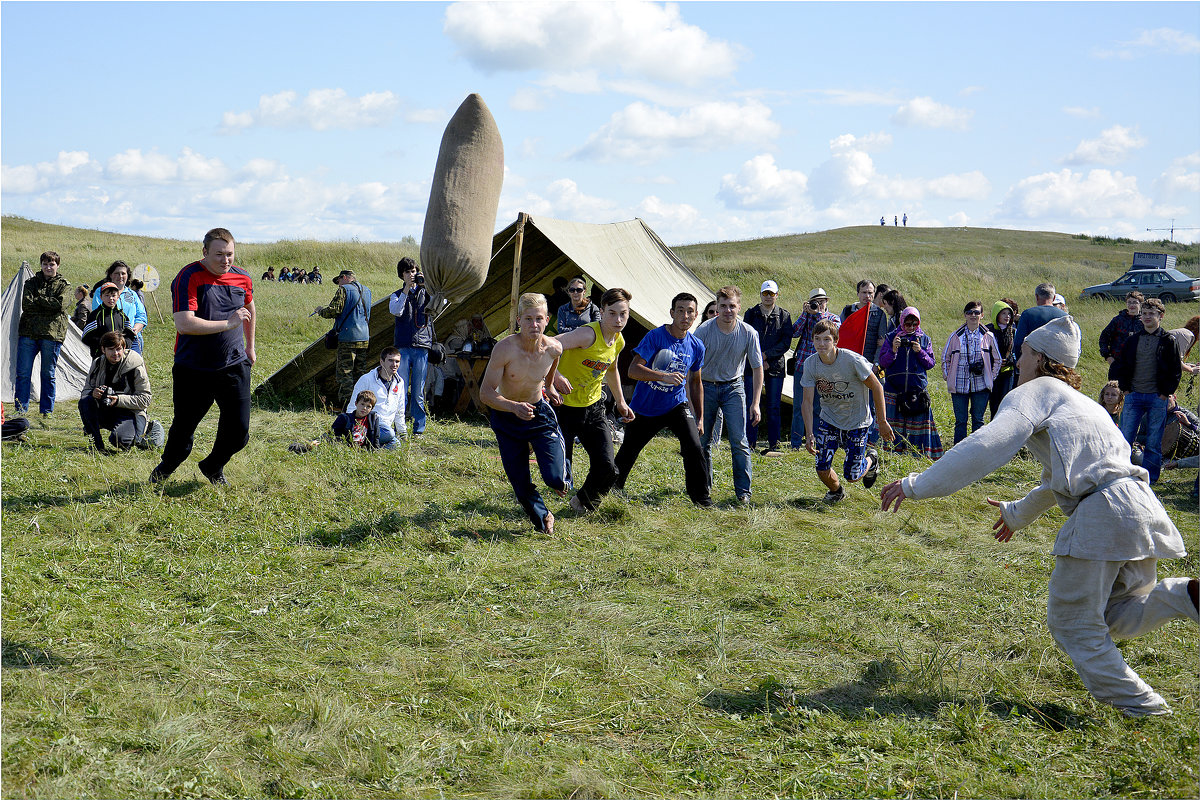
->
[814,417,871,481]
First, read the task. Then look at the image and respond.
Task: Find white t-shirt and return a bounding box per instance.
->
[800,349,875,431]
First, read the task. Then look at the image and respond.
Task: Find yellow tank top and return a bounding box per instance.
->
[558,322,624,408]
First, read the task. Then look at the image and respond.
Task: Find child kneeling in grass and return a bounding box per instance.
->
[801,320,894,502]
[290,390,385,453]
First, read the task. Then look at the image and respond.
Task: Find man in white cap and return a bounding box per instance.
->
[881,316,1197,718]
[743,279,792,455]
[790,288,840,449]
[1053,294,1068,311]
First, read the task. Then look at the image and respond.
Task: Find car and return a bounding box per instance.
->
[1080,268,1200,302]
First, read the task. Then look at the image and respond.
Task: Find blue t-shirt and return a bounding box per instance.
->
[629,325,705,417]
[1013,305,1067,358]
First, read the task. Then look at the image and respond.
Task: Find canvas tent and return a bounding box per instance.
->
[2,261,91,404]
[255,214,796,405]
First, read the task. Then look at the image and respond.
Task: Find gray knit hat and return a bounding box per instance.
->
[1023,315,1081,368]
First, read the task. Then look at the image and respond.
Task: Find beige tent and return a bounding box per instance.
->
[2,261,91,404]
[258,215,720,401]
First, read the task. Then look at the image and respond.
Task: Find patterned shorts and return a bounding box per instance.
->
[814,417,871,480]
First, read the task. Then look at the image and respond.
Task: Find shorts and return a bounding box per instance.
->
[814,417,871,481]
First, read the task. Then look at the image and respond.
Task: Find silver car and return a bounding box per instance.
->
[1080,268,1200,303]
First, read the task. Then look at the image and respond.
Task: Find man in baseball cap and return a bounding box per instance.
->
[745,279,791,454]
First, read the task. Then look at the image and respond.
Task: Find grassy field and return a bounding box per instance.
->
[2,216,1198,798]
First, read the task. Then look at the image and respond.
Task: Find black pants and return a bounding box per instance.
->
[614,402,710,505]
[157,361,251,477]
[556,399,619,511]
[78,396,144,449]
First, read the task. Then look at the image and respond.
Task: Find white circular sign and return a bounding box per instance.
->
[133,263,161,293]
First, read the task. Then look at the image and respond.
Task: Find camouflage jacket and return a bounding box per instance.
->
[19,272,72,343]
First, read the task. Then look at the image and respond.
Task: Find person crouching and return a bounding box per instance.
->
[79,331,152,452]
[331,390,383,449]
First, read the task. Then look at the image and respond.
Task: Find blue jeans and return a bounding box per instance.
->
[1121,392,1168,483]
[130,332,144,355]
[15,336,63,413]
[378,422,398,450]
[951,390,990,445]
[397,347,429,434]
[702,380,752,498]
[488,400,570,530]
[747,372,784,449]
[790,364,822,448]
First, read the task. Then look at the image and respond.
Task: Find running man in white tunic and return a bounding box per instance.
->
[881,315,1198,717]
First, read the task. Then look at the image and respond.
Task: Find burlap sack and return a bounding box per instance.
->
[420,93,504,308]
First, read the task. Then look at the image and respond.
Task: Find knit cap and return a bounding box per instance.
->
[1023,315,1081,368]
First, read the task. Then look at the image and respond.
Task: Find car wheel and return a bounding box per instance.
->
[1091,293,1107,300]
[1160,293,1176,303]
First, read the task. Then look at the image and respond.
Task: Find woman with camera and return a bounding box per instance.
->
[942,300,1002,444]
[878,306,944,459]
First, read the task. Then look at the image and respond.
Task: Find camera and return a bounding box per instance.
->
[969,360,986,376]
[415,272,425,286]
[99,385,116,404]
[899,334,917,345]
[808,300,820,311]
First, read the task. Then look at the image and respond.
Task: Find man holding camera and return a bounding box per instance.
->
[942,300,1002,444]
[79,330,151,452]
[389,257,434,437]
[789,288,840,449]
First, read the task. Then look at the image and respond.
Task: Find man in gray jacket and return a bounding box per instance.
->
[79,331,152,451]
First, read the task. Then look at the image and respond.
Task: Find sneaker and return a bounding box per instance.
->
[737,494,751,505]
[201,468,229,486]
[862,450,879,490]
[149,467,169,485]
[694,497,715,508]
[822,486,845,503]
[569,494,586,513]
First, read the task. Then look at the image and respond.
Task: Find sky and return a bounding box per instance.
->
[2,1,1198,246]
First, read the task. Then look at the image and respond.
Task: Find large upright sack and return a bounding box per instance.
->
[420,93,504,311]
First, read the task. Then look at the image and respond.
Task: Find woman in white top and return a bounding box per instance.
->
[882,316,1197,717]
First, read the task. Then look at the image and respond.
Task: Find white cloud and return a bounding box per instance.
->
[573,99,780,162]
[959,86,985,96]
[404,107,445,124]
[1,150,100,194]
[891,96,973,131]
[1000,168,1153,220]
[948,212,970,227]
[1063,125,1147,165]
[637,195,700,229]
[829,132,892,154]
[1098,27,1201,58]
[510,87,550,112]
[1154,152,1200,199]
[717,154,808,210]
[1063,105,1101,118]
[219,88,401,132]
[443,1,742,85]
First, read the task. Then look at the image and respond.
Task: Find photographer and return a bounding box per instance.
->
[78,330,152,452]
[388,257,434,437]
[942,300,1002,444]
[878,306,944,459]
[788,288,840,449]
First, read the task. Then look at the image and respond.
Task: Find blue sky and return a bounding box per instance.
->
[2,1,1198,245]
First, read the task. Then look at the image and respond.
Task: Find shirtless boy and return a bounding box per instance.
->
[481,293,570,533]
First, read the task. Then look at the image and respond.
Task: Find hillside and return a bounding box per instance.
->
[2,216,1198,798]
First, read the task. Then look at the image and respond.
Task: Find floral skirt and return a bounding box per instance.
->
[883,390,944,460]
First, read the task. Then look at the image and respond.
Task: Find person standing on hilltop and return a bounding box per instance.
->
[316,269,372,409]
[151,228,255,486]
[882,316,1198,718]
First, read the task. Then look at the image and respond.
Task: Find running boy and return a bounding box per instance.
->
[481,293,569,534]
[553,287,635,513]
[801,319,894,502]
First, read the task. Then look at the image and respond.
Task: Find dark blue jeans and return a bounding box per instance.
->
[951,390,990,445]
[489,400,570,530]
[397,347,429,434]
[15,336,63,413]
[747,372,784,449]
[1120,392,1168,483]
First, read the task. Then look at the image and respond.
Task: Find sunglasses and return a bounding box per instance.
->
[965,310,983,316]
[568,287,585,293]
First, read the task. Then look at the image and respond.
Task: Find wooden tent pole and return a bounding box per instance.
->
[509,212,529,333]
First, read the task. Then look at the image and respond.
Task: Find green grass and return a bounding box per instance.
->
[3,217,1198,798]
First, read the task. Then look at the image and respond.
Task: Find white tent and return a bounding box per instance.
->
[2,261,91,404]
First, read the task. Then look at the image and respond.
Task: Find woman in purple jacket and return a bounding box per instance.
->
[878,307,944,460]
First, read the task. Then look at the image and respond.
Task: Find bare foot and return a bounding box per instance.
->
[542,512,555,534]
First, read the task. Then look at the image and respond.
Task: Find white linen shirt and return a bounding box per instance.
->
[347,368,406,435]
[900,376,1184,561]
